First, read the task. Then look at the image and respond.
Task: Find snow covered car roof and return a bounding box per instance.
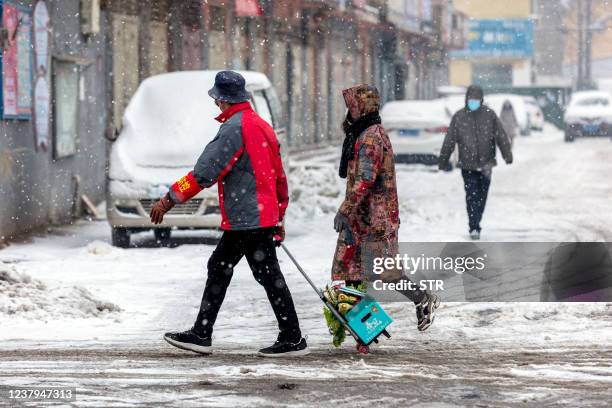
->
[116,70,272,169]
[568,90,611,106]
[381,99,450,130]
[437,85,467,96]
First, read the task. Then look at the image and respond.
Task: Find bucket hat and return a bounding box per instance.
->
[208,70,251,103]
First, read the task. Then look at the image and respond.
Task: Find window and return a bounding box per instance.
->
[53,60,79,158]
[252,90,273,127]
[210,6,225,31]
[575,98,610,107]
[264,88,284,129]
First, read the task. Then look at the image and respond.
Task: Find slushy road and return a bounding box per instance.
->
[1,343,611,407]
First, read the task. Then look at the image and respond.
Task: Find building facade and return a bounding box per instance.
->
[0,0,453,240]
[449,0,533,89]
[104,0,453,146]
[562,0,612,89]
[0,0,108,241]
[532,0,568,87]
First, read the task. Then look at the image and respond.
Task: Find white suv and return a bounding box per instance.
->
[106,70,287,247]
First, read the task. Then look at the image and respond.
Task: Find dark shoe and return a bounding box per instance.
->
[469,230,480,240]
[416,294,441,332]
[164,328,212,354]
[258,336,309,357]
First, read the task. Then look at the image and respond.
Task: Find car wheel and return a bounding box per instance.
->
[154,228,171,246]
[112,227,130,248]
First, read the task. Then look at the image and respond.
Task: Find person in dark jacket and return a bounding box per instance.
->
[439,85,513,240]
[149,71,307,357]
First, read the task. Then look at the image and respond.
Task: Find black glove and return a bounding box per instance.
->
[334,212,349,233]
[334,212,355,245]
[273,224,285,247]
[438,162,452,171]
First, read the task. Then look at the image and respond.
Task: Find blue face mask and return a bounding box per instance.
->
[467,99,481,111]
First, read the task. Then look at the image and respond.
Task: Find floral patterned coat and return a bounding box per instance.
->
[331,85,400,281]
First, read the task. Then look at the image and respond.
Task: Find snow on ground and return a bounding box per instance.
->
[398,125,612,242]
[0,263,121,319]
[1,127,611,406]
[288,124,612,242]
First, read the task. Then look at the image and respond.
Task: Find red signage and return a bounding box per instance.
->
[235,0,263,17]
[2,4,19,117]
[2,2,33,119]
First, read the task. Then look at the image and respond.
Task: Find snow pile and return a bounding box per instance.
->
[286,164,344,219]
[0,263,122,319]
[85,240,115,256]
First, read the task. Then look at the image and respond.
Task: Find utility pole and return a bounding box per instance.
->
[577,0,584,89]
[585,0,593,88]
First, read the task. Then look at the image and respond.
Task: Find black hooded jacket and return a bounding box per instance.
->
[439,85,513,170]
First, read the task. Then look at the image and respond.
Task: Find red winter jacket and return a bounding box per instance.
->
[168,102,288,230]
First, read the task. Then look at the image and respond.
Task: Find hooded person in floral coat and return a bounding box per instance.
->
[331,84,440,331]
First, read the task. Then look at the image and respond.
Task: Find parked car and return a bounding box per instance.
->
[442,94,465,116]
[523,96,545,131]
[564,90,612,142]
[381,99,452,165]
[106,70,287,247]
[436,85,466,98]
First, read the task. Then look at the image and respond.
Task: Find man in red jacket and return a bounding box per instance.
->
[149,71,307,357]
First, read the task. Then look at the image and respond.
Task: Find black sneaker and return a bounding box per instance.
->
[258,337,309,357]
[416,294,441,332]
[163,328,212,355]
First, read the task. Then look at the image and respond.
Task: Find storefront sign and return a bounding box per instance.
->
[2,3,19,117]
[33,1,50,150]
[450,19,534,59]
[16,9,32,117]
[1,1,33,119]
[33,75,50,149]
[33,0,50,74]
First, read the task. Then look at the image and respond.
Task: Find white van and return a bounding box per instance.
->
[106,71,287,247]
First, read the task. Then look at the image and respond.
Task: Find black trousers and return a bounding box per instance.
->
[194,227,301,341]
[462,169,492,232]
